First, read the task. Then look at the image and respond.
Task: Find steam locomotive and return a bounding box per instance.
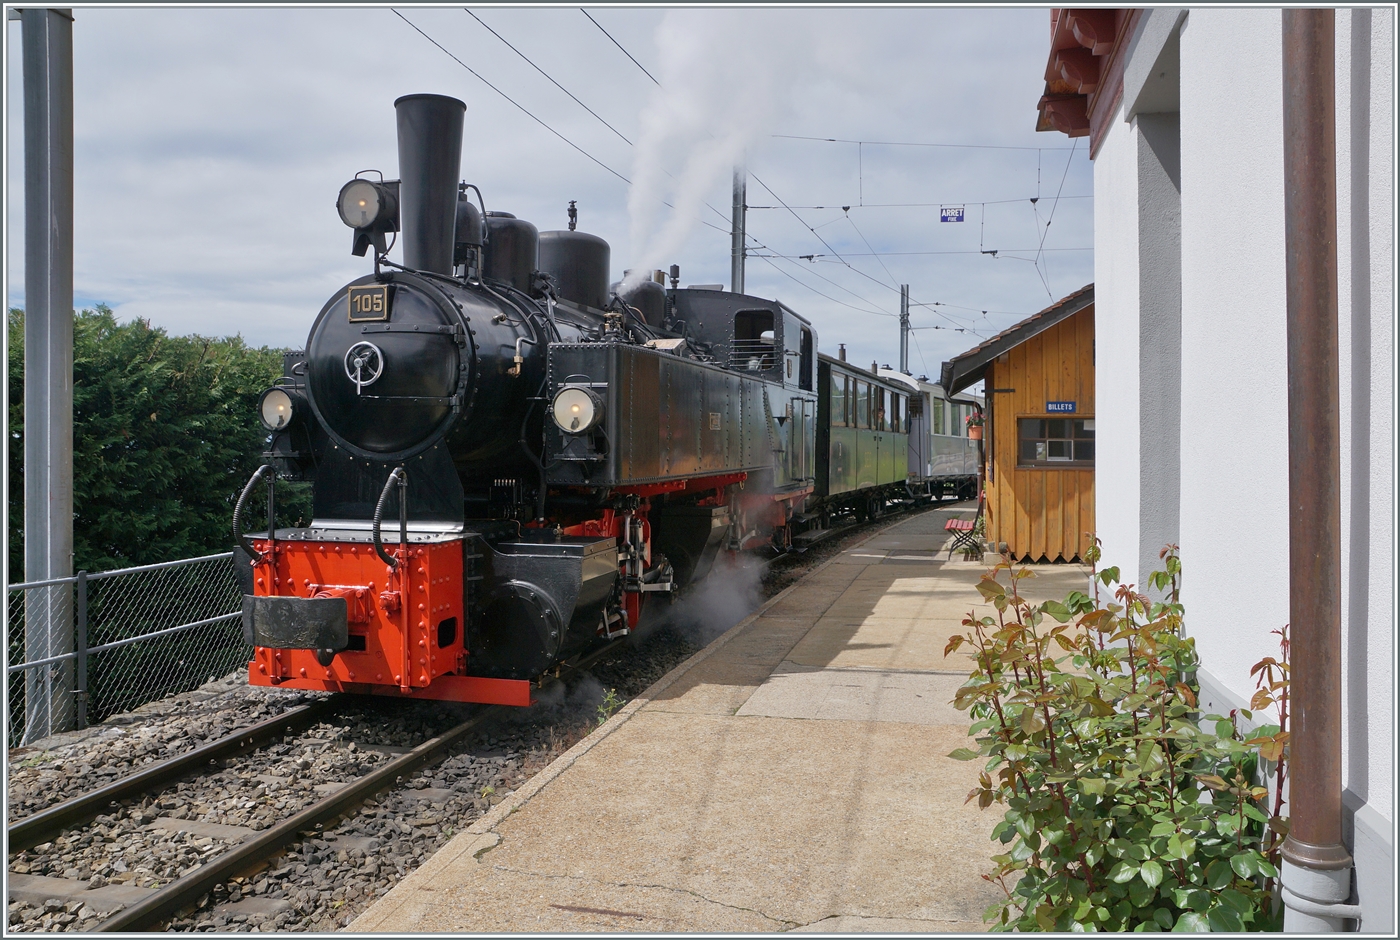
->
[236,94,977,707]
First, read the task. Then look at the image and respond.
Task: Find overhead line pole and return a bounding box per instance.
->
[731,165,746,293]
[18,7,77,741]
[899,285,910,373]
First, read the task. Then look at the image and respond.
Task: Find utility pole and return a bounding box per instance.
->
[899,284,910,373]
[18,7,76,741]
[730,165,746,294]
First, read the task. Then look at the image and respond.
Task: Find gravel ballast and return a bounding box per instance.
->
[6,505,948,932]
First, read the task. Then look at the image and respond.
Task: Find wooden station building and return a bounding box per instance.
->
[941,285,1095,563]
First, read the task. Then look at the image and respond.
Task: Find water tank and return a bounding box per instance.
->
[538,230,610,310]
[611,272,666,328]
[483,211,538,293]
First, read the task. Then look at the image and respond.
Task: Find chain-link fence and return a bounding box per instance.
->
[6,553,247,748]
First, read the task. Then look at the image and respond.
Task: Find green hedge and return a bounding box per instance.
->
[8,305,311,579]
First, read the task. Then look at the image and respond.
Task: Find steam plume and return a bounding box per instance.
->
[623,10,835,293]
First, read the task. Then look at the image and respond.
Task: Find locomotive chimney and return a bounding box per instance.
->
[395,94,466,276]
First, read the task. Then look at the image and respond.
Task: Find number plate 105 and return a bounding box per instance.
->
[347,284,390,322]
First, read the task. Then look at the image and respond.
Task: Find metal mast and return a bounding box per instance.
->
[899,284,910,373]
[19,7,76,741]
[731,165,746,294]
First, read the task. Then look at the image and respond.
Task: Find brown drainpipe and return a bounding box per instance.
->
[1279,8,1358,931]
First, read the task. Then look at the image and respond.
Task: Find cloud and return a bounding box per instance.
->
[5,7,1092,374]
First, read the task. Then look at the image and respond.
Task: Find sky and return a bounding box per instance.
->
[5,6,1093,384]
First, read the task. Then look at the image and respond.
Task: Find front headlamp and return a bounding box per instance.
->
[550,387,604,434]
[258,387,298,431]
[337,179,398,231]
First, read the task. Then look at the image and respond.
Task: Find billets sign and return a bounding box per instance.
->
[1047,401,1076,413]
[940,206,965,222]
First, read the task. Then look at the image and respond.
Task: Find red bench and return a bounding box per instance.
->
[944,489,985,558]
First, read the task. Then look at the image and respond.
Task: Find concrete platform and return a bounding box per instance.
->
[352,507,1092,933]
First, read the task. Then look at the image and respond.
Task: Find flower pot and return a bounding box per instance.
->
[967,425,983,441]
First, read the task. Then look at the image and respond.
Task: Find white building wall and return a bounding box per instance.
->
[1334,6,1393,823]
[1176,8,1292,716]
[1093,6,1394,927]
[1090,111,1140,586]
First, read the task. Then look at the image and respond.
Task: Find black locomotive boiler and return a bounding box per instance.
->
[237,94,823,705]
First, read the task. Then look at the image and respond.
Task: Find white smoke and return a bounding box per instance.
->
[638,552,765,647]
[622,10,840,293]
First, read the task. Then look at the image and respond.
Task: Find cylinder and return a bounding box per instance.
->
[539,230,610,309]
[395,94,465,276]
[483,212,539,293]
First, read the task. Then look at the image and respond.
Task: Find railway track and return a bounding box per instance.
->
[8,640,629,933]
[7,501,962,933]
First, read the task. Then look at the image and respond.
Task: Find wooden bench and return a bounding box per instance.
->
[944,489,985,558]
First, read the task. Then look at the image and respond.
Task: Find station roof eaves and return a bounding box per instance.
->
[939,283,1094,396]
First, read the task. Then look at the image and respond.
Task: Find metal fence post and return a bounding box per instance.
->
[75,570,88,729]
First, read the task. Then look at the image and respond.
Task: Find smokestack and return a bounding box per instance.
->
[838,343,846,362]
[395,94,465,275]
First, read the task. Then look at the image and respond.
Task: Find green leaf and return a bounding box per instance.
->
[1139,859,1164,888]
[1207,904,1244,932]
[1149,820,1177,838]
[1218,888,1252,915]
[948,747,981,761]
[1108,860,1140,883]
[1127,876,1155,908]
[1152,908,1175,930]
[1173,911,1210,932]
[1078,777,1106,796]
[1205,859,1232,890]
[1229,852,1257,879]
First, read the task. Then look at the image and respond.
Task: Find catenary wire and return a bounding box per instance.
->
[573,10,988,324]
[393,10,736,241]
[392,10,631,185]
[772,133,1077,152]
[581,9,661,86]
[465,9,633,146]
[1033,137,1080,297]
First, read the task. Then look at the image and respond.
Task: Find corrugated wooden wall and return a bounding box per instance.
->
[985,305,1095,562]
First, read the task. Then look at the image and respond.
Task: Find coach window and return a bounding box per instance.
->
[799,328,813,391]
[830,375,845,427]
[892,393,902,433]
[855,381,869,427]
[1017,417,1095,467]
